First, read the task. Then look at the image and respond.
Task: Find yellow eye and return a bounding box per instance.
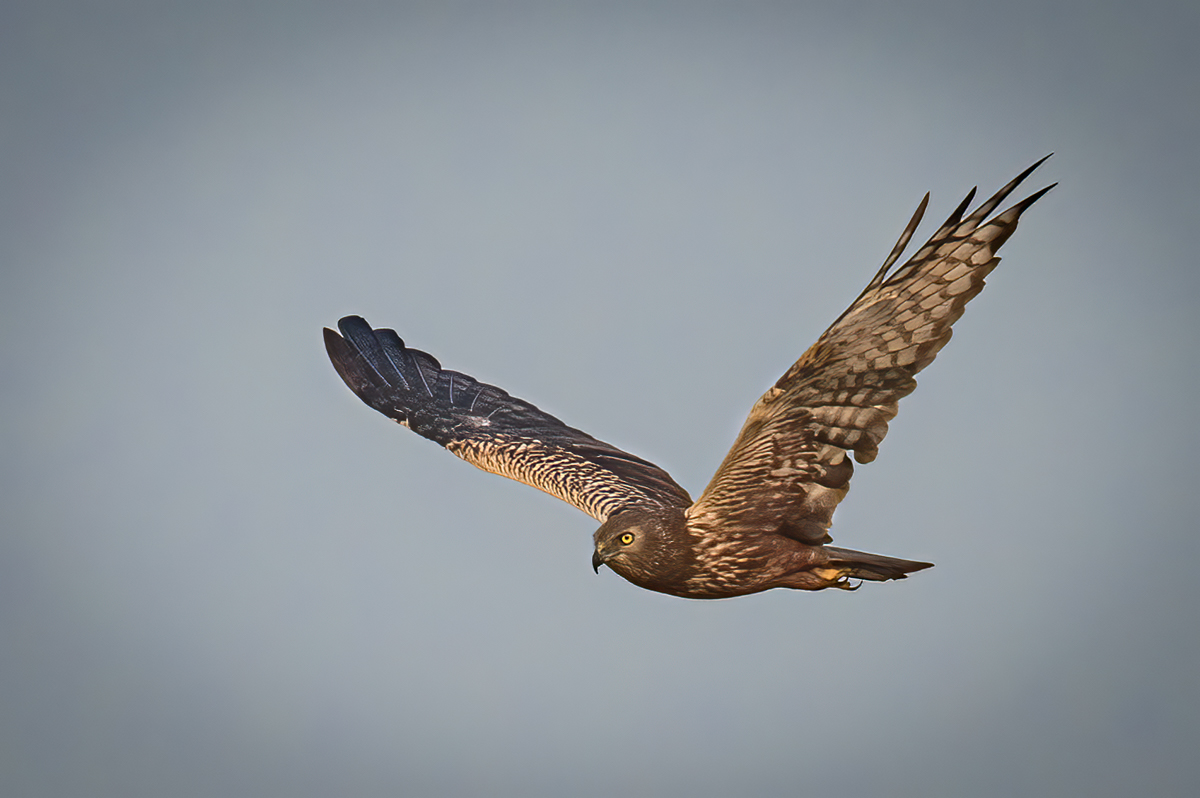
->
[619,532,635,545]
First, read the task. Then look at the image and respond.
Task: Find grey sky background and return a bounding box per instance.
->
[2,1,1197,796]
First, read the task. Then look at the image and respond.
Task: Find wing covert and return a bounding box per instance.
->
[686,157,1056,545]
[325,316,692,522]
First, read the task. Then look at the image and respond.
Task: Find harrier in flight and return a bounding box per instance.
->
[325,157,1054,598]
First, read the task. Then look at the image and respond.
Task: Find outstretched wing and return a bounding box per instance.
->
[325,316,692,522]
[686,157,1055,544]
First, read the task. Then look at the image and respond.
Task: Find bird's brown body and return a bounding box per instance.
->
[325,159,1054,598]
[592,508,926,598]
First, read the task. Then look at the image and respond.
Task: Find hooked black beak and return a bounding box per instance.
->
[592,549,606,573]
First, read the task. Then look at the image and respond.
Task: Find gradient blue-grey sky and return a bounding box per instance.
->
[3,2,1197,796]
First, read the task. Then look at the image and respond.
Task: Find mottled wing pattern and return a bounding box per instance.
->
[686,158,1055,545]
[325,317,692,522]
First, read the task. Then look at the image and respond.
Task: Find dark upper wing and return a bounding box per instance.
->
[686,157,1055,544]
[325,316,692,522]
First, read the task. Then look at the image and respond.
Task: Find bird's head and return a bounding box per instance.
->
[591,508,690,591]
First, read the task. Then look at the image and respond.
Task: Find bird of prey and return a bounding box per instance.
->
[325,157,1054,599]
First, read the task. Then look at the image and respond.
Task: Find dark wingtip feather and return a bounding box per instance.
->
[1011,181,1058,213]
[333,315,412,389]
[869,191,930,289]
[965,154,1055,224]
[324,325,372,394]
[943,186,978,228]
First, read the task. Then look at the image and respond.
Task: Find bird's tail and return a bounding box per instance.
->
[818,546,933,588]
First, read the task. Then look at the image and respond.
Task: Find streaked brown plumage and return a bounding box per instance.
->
[325,158,1054,598]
